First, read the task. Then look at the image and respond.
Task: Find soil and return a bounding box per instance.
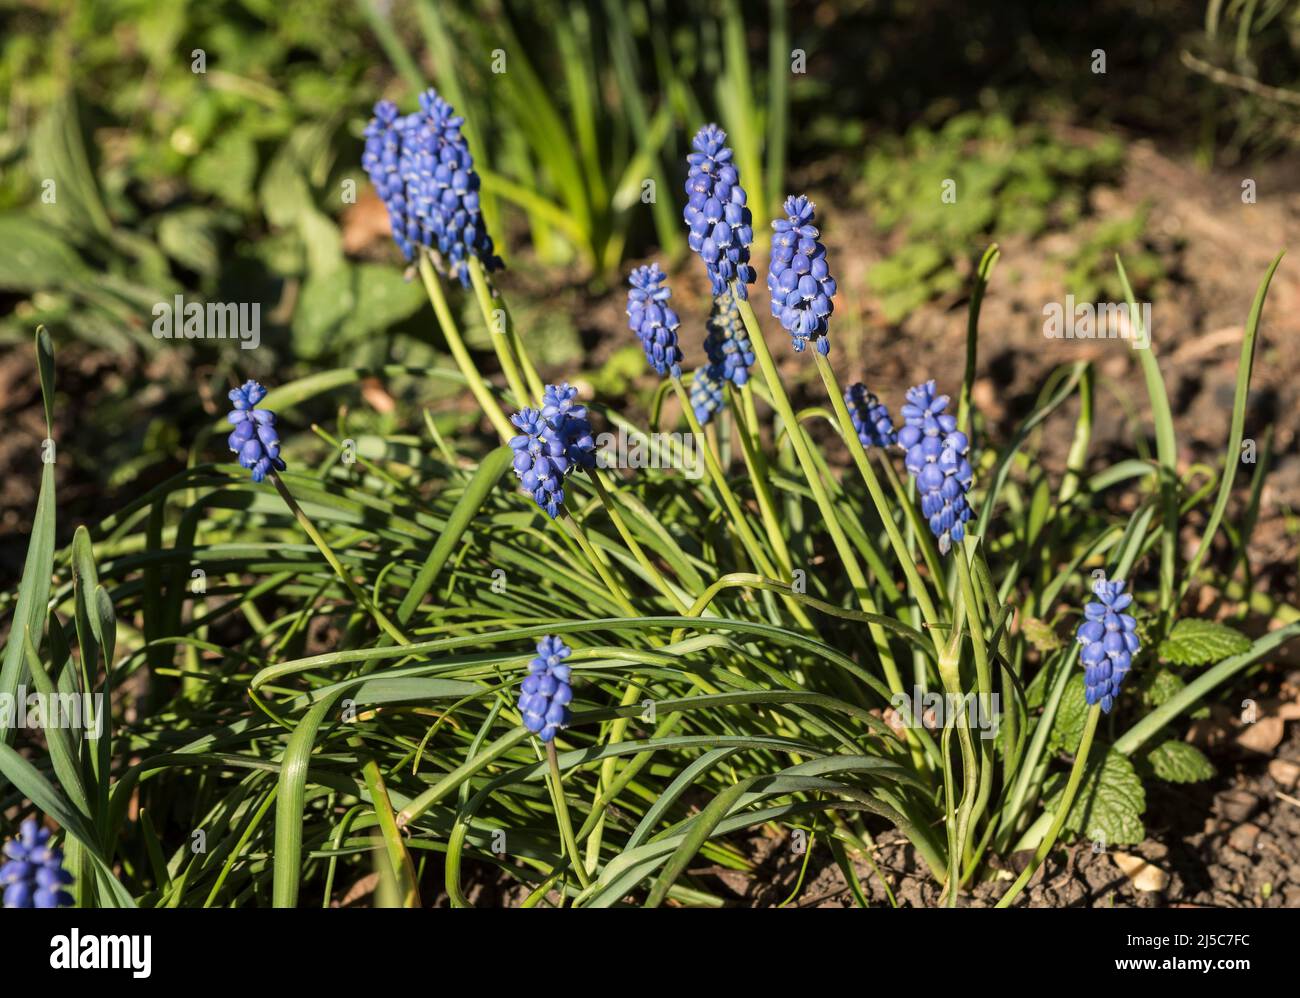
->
[642,668,1291,908]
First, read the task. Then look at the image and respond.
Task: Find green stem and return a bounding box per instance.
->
[269,472,409,646]
[467,257,537,407]
[418,253,514,441]
[878,455,946,599]
[590,472,689,613]
[995,706,1101,908]
[953,546,994,874]
[814,351,943,638]
[726,383,794,577]
[735,294,910,693]
[670,375,780,580]
[562,510,637,616]
[548,741,592,890]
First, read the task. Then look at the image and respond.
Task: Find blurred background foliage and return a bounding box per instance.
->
[2,0,1299,551]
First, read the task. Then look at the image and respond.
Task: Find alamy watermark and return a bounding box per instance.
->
[890,685,1000,739]
[595,426,703,480]
[0,685,104,737]
[1043,296,1150,350]
[152,295,260,349]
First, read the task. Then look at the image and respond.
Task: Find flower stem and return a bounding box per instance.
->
[589,471,689,612]
[417,253,514,442]
[995,705,1101,908]
[467,257,538,407]
[733,292,909,700]
[547,741,591,890]
[669,375,781,580]
[726,382,794,577]
[269,471,409,646]
[561,509,638,616]
[813,351,943,640]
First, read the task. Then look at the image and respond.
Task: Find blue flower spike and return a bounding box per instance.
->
[1077,579,1140,713]
[898,380,973,555]
[684,124,756,299]
[703,293,755,387]
[517,636,575,742]
[844,383,897,449]
[508,384,597,518]
[626,264,683,378]
[689,366,725,426]
[1,818,73,909]
[362,89,502,286]
[226,380,286,483]
[768,195,837,355]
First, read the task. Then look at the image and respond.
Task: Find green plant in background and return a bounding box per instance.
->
[363,0,791,280]
[3,65,1295,907]
[862,112,1135,321]
[1184,0,1300,163]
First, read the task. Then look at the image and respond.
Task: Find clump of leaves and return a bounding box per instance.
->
[862,112,1130,320]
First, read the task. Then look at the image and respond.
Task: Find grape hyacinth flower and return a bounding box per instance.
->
[1,819,73,908]
[509,408,567,518]
[703,293,755,387]
[768,196,837,355]
[898,380,973,555]
[683,124,756,299]
[844,383,897,449]
[517,636,574,742]
[1077,579,1140,713]
[361,88,502,286]
[541,383,597,473]
[626,264,683,378]
[508,384,596,518]
[689,366,725,426]
[226,380,286,484]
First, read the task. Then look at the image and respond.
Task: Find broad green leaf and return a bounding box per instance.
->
[1141,668,1185,707]
[1158,618,1251,667]
[0,215,87,290]
[1052,748,1146,846]
[1048,673,1088,754]
[1146,741,1215,783]
[1022,616,1063,653]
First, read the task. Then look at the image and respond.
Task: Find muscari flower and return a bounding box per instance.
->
[684,124,756,299]
[2,819,73,909]
[362,88,501,286]
[541,383,597,474]
[703,293,754,387]
[768,195,837,355]
[689,366,725,426]
[517,635,574,742]
[626,264,683,378]
[1077,579,1140,713]
[226,380,286,484]
[508,384,596,518]
[844,383,897,449]
[898,380,973,555]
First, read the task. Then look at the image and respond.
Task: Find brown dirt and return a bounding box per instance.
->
[718,675,1300,909]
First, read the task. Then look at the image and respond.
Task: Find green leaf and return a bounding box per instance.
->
[1141,668,1185,707]
[157,208,221,276]
[1022,616,1063,653]
[340,264,427,342]
[1146,740,1215,783]
[1048,673,1088,754]
[1158,618,1251,667]
[0,332,57,751]
[1051,748,1146,846]
[0,215,88,290]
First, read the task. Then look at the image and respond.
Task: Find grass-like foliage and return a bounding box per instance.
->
[2,90,1296,909]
